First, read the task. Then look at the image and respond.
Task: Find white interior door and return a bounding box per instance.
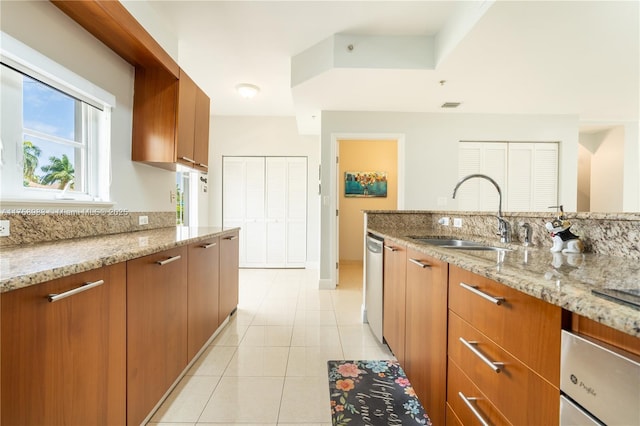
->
[266,158,287,265]
[286,157,307,267]
[223,156,307,268]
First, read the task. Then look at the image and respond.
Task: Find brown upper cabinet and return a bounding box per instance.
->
[52,0,210,172]
[176,70,211,171]
[132,67,210,171]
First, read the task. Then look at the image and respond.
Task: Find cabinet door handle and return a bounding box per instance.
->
[459,281,505,305]
[197,163,208,168]
[409,258,431,268]
[47,279,104,302]
[383,245,397,252]
[201,242,217,249]
[458,391,490,426]
[180,156,196,164]
[224,235,238,240]
[459,337,504,373]
[156,255,182,266]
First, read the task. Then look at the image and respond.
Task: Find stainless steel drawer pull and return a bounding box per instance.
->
[156,255,182,266]
[180,156,196,164]
[47,280,104,302]
[383,245,397,252]
[459,282,505,305]
[458,391,490,426]
[409,258,431,268]
[201,242,217,249]
[460,337,504,373]
[224,235,238,240]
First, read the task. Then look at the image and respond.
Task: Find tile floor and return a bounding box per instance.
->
[147,261,394,425]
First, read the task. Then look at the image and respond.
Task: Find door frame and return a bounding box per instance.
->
[329,133,405,289]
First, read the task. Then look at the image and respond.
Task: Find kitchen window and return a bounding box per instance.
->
[1,32,114,204]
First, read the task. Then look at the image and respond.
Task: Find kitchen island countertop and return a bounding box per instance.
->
[0,226,239,293]
[370,227,640,338]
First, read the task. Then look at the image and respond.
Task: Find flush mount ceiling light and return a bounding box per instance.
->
[235,83,260,99]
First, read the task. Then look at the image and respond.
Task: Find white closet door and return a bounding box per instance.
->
[532,143,559,210]
[223,157,266,267]
[507,143,534,211]
[481,143,507,212]
[223,156,307,268]
[457,142,483,211]
[286,158,307,266]
[507,143,558,211]
[266,158,287,266]
[458,142,507,212]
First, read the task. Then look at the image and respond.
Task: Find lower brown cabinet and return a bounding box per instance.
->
[219,231,239,324]
[382,239,407,364]
[188,237,220,361]
[127,246,188,426]
[404,249,448,426]
[1,264,127,425]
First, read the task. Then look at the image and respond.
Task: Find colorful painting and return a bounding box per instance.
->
[344,171,387,197]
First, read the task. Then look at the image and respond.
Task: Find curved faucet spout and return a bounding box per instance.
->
[452,173,503,218]
[452,173,510,243]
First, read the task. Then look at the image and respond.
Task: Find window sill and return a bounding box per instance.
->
[0,198,116,210]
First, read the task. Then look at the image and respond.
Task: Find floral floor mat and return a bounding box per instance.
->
[327,360,432,426]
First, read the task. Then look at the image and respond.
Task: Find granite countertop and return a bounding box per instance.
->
[369,227,640,338]
[0,226,238,293]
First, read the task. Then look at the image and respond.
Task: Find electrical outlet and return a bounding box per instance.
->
[0,220,9,236]
[138,215,149,225]
[453,218,463,228]
[438,217,450,226]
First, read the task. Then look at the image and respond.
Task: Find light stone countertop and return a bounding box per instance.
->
[369,227,640,338]
[0,226,239,293]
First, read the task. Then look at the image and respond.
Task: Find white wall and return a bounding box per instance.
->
[2,1,176,212]
[209,116,320,266]
[319,110,581,285]
[590,126,625,212]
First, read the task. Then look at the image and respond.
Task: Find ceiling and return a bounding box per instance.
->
[145,1,639,135]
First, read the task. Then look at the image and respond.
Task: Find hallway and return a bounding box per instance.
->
[147,261,394,425]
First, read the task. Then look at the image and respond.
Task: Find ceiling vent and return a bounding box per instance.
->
[441,102,461,108]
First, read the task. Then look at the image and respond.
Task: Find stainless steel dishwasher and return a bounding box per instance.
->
[560,330,640,425]
[365,233,384,343]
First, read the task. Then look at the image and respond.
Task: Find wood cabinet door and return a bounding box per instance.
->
[219,231,240,323]
[193,86,210,170]
[382,239,406,365]
[127,246,188,426]
[188,237,220,361]
[176,69,197,166]
[1,264,126,425]
[132,66,178,164]
[405,249,448,426]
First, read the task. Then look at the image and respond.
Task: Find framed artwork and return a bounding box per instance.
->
[344,171,387,197]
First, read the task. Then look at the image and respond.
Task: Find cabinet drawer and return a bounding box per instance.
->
[448,265,561,384]
[449,312,559,425]
[447,359,511,426]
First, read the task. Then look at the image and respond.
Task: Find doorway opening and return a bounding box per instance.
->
[336,138,399,284]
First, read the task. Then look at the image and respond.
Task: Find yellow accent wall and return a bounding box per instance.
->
[339,139,398,261]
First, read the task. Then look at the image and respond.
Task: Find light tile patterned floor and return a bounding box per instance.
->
[147,261,394,425]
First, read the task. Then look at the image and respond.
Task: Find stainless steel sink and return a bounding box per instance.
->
[409,237,513,252]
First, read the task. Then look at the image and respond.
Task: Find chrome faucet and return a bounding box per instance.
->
[452,173,511,243]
